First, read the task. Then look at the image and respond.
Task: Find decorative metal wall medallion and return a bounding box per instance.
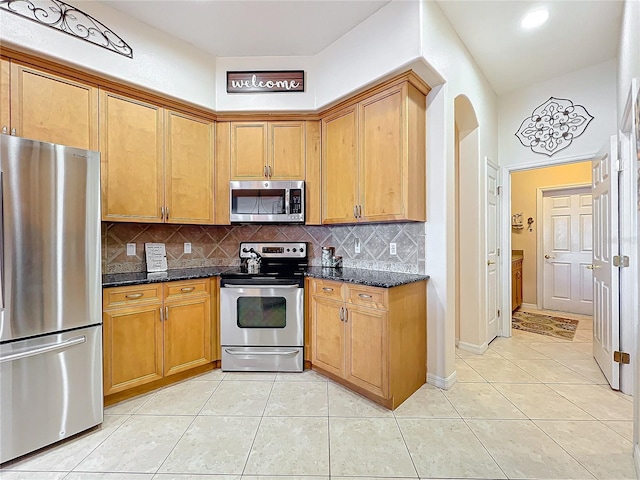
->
[0,0,133,58]
[515,97,593,156]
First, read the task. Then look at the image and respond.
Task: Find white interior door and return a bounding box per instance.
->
[486,159,500,342]
[542,187,593,315]
[592,136,620,390]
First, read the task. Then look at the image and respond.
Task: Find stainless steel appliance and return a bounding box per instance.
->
[229,180,304,223]
[220,242,307,372]
[0,135,102,463]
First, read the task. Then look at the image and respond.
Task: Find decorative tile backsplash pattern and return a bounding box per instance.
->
[102,222,426,275]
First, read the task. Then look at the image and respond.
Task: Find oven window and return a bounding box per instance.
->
[237,297,286,328]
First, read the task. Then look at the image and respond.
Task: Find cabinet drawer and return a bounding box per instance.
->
[311,279,344,301]
[164,279,210,301]
[346,285,387,310]
[103,284,162,309]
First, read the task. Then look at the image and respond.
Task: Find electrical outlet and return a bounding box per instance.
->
[389,243,397,255]
[126,243,136,256]
[354,238,361,254]
[184,242,192,254]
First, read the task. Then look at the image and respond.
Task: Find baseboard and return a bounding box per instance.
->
[634,444,640,479]
[520,303,538,310]
[457,341,488,355]
[427,370,457,390]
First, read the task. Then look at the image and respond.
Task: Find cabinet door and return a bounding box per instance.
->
[269,121,305,179]
[164,296,212,376]
[103,305,163,395]
[0,59,10,134]
[359,85,405,222]
[230,122,268,179]
[322,106,359,224]
[165,110,215,224]
[10,63,98,150]
[310,295,345,377]
[100,91,164,222]
[344,304,388,398]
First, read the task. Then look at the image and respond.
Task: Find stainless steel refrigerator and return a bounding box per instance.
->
[0,135,103,463]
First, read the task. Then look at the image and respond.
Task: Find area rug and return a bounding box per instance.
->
[512,311,580,340]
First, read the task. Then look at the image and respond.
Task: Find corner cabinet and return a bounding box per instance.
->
[229,121,306,180]
[102,278,215,398]
[308,277,427,409]
[100,90,214,224]
[322,75,428,224]
[1,60,98,150]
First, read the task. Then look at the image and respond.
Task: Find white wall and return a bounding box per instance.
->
[617,0,640,122]
[498,60,618,168]
[0,0,218,109]
[420,1,499,385]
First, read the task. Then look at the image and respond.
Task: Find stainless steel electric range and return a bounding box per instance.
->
[219,241,307,372]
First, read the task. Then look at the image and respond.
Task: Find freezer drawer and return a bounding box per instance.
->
[0,325,103,463]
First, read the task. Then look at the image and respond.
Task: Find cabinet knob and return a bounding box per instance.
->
[358,293,372,299]
[181,286,195,292]
[267,165,272,177]
[1,126,7,135]
[322,287,333,292]
[10,128,16,136]
[125,293,143,299]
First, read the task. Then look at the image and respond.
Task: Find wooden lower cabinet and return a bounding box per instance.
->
[309,278,426,409]
[512,257,523,311]
[102,279,215,398]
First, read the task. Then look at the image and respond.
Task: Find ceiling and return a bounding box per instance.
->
[100,0,624,96]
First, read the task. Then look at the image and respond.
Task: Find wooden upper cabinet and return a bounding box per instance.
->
[270,121,305,179]
[9,63,98,150]
[230,122,268,179]
[320,77,427,225]
[322,106,359,224]
[165,110,215,224]
[230,121,305,180]
[359,86,405,222]
[0,59,10,134]
[100,91,163,222]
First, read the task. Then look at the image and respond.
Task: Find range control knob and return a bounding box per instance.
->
[292,248,297,252]
[299,247,304,253]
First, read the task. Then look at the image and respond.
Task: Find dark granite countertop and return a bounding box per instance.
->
[102,266,231,288]
[103,266,429,289]
[305,267,429,288]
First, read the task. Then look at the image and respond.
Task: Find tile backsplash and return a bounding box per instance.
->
[102,222,426,275]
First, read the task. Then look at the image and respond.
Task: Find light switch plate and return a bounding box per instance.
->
[354,238,361,254]
[389,243,397,255]
[126,243,136,256]
[184,242,192,254]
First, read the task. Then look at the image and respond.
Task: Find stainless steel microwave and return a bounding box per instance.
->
[229,180,304,223]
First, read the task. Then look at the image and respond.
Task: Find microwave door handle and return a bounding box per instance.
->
[284,188,290,214]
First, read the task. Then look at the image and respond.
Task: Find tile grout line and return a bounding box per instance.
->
[239,374,277,477]
[391,410,421,479]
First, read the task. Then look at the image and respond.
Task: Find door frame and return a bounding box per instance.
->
[499,152,595,337]
[535,183,592,312]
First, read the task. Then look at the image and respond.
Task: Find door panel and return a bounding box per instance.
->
[592,136,619,389]
[270,121,305,179]
[310,296,344,377]
[165,111,214,224]
[100,91,163,222]
[11,64,98,150]
[542,186,593,314]
[486,159,500,341]
[164,297,212,376]
[345,305,388,398]
[322,106,359,223]
[230,122,268,179]
[359,86,404,221]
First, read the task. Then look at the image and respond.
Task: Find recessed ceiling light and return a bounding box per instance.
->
[521,7,549,29]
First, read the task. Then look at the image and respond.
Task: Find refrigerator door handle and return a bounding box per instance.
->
[0,335,86,363]
[0,171,3,310]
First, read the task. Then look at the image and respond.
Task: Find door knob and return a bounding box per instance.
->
[586,264,601,270]
[544,254,555,259]
[487,260,496,265]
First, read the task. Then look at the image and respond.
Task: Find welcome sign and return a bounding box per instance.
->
[227,71,304,93]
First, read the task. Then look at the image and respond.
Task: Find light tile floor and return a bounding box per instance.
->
[1,311,635,480]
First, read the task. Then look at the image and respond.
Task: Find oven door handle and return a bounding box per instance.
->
[224,348,300,356]
[222,284,299,289]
